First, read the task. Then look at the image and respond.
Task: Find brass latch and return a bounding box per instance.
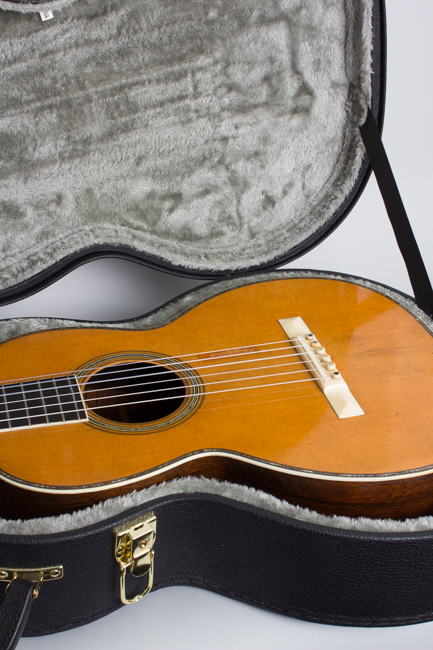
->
[0,566,63,599]
[114,513,156,605]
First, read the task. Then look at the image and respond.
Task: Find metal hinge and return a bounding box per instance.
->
[0,566,63,599]
[114,513,156,605]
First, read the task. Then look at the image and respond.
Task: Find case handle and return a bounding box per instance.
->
[0,578,34,650]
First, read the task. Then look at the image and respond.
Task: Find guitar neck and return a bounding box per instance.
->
[0,375,87,431]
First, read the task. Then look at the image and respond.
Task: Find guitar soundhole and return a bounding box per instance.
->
[84,362,187,424]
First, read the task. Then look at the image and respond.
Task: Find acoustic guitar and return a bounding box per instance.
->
[1,277,432,520]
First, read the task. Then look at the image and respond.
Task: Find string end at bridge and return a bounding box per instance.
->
[278,317,364,420]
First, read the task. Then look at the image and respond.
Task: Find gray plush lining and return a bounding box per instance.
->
[1,270,433,536]
[0,0,77,14]
[0,0,372,288]
[4,476,433,536]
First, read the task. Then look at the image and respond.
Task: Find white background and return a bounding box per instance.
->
[2,1,433,647]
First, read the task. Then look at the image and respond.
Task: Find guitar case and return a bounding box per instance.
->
[1,0,433,646]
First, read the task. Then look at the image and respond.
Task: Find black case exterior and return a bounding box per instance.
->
[3,493,433,638]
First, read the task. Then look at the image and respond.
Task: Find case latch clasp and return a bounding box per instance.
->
[114,513,156,605]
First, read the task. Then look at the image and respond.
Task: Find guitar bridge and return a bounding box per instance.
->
[278,317,364,419]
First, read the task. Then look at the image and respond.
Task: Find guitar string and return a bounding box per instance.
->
[0,361,312,416]
[0,338,302,385]
[0,352,318,415]
[0,340,330,424]
[0,354,318,422]
[0,374,323,427]
[2,349,308,404]
[1,345,299,398]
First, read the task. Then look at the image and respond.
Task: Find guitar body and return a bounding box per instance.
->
[1,277,433,520]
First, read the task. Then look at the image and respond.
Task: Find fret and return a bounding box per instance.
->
[44,379,65,423]
[0,385,11,430]
[24,381,48,427]
[51,376,87,423]
[67,376,87,420]
[55,377,79,422]
[37,379,49,421]
[0,375,87,432]
[21,382,31,424]
[4,383,29,429]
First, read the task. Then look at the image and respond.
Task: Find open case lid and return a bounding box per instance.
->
[0,0,385,304]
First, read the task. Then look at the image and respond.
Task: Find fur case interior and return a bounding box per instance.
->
[0,0,372,288]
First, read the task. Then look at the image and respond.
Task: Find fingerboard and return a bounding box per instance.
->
[0,376,87,432]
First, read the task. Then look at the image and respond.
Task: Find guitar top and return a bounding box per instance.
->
[0,277,432,520]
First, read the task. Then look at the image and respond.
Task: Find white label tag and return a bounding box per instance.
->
[39,10,54,21]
